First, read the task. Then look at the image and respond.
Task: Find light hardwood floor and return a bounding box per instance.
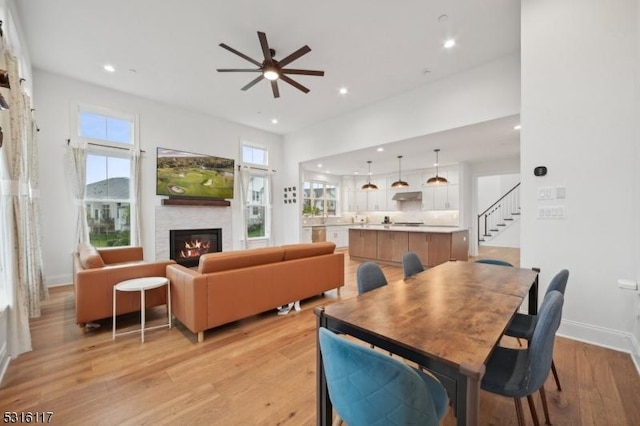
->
[1,248,639,425]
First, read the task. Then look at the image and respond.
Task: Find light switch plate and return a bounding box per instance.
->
[537,187,555,200]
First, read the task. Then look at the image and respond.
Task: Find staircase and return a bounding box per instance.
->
[477,183,521,245]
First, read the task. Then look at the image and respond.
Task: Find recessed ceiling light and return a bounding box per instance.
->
[513,124,521,130]
[377,147,384,152]
[438,14,449,23]
[354,171,359,175]
[317,163,323,168]
[103,64,115,73]
[339,87,348,95]
[271,118,278,124]
[326,170,331,174]
[444,39,456,49]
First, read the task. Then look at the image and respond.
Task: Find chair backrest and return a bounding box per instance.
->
[357,262,388,294]
[546,269,569,296]
[474,258,514,267]
[402,251,424,279]
[318,327,441,426]
[525,290,565,394]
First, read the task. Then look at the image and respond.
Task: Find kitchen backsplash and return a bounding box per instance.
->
[302,210,459,226]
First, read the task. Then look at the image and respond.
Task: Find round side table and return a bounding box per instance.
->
[112,276,171,342]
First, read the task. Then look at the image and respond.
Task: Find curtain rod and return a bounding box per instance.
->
[66,139,145,153]
[238,164,277,173]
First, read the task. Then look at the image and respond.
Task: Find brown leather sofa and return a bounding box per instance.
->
[166,242,344,342]
[73,242,175,327]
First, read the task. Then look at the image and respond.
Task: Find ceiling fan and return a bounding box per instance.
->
[217,31,325,98]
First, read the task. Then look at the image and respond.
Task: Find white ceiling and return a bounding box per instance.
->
[16,0,521,175]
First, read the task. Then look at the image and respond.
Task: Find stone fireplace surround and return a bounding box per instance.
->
[155,205,232,262]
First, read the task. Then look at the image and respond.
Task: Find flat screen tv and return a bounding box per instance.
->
[156,147,235,199]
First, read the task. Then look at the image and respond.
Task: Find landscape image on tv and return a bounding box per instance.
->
[156,147,235,199]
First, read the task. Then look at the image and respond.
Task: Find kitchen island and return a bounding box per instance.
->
[348,225,469,267]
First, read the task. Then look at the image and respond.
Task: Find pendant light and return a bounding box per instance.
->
[361,160,379,190]
[391,155,409,188]
[426,148,448,185]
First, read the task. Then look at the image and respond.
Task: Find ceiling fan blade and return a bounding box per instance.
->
[280,75,310,94]
[241,75,265,91]
[219,43,262,67]
[277,45,311,67]
[281,69,325,76]
[257,31,273,62]
[271,81,280,98]
[217,69,261,72]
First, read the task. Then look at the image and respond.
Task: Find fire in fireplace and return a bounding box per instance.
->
[169,228,222,267]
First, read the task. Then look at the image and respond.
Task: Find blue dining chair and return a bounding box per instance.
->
[481,290,564,426]
[402,251,424,279]
[318,327,449,426]
[505,269,570,391]
[356,262,388,294]
[474,258,514,267]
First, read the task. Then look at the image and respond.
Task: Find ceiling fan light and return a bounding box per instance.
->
[263,68,279,81]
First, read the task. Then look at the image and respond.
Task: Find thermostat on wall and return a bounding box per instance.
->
[534,166,547,176]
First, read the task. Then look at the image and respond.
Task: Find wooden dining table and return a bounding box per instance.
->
[315,260,539,426]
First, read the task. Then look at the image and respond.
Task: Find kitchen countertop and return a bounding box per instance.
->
[348,224,467,233]
[302,223,356,228]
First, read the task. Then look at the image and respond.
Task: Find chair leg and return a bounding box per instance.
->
[526,394,540,426]
[513,398,527,426]
[551,358,562,391]
[539,385,552,425]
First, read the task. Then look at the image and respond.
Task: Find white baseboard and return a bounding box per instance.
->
[44,273,72,287]
[558,318,640,375]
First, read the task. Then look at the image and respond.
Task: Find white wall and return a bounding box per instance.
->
[521,0,640,361]
[33,71,284,286]
[282,54,522,244]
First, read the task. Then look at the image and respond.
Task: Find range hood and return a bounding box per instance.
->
[392,191,423,201]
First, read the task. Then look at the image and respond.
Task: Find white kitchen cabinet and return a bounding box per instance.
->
[341,176,356,212]
[365,177,387,211]
[421,167,459,210]
[301,227,312,243]
[326,226,348,248]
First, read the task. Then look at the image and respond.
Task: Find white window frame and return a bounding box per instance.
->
[241,141,270,241]
[303,179,339,216]
[75,103,139,247]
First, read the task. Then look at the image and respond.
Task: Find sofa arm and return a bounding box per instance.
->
[74,258,175,325]
[166,264,209,341]
[97,246,144,264]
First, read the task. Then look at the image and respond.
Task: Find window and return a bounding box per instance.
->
[247,174,268,238]
[242,144,268,166]
[79,107,136,247]
[303,181,337,216]
[242,142,270,239]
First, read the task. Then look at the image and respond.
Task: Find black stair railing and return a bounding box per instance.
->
[477,182,521,245]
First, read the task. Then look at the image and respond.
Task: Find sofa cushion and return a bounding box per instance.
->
[198,247,285,274]
[77,242,105,269]
[282,242,336,261]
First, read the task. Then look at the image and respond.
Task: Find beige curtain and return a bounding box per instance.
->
[64,139,89,244]
[130,149,142,246]
[1,41,47,357]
